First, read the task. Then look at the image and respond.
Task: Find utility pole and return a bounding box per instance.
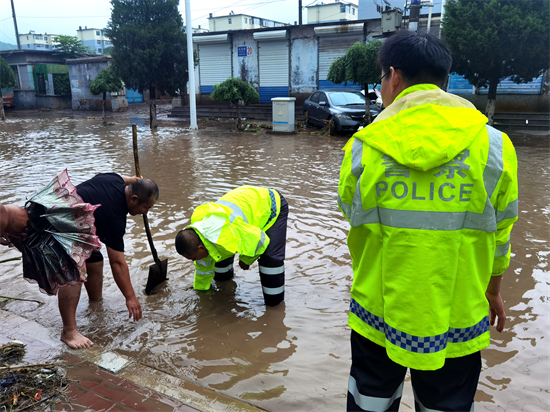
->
[298,0,302,25]
[185,0,198,129]
[10,0,21,50]
[409,0,421,32]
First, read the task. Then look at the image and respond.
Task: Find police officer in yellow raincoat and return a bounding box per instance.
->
[175,186,288,306]
[338,31,518,411]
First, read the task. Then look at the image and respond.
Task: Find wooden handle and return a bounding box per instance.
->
[132,124,160,265]
[132,125,140,177]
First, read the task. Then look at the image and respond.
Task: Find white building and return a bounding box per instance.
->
[18,31,61,50]
[76,26,112,54]
[208,11,289,32]
[306,1,359,24]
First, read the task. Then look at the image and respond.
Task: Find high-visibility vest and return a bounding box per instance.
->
[338,84,518,370]
[186,186,282,290]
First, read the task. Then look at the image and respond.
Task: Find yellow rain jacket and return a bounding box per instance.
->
[186,186,281,290]
[338,84,518,370]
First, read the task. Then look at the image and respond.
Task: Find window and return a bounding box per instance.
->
[27,44,30,48]
[45,45,49,49]
[97,40,101,44]
[36,44,44,48]
[244,17,248,24]
[96,30,100,35]
[228,18,232,24]
[34,35,43,40]
[98,48,102,53]
[340,5,346,12]
[352,8,355,15]
[309,92,320,103]
[53,37,57,41]
[44,37,48,41]
[26,36,29,40]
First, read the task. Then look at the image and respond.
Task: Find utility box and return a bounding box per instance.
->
[271,97,296,132]
[381,10,403,33]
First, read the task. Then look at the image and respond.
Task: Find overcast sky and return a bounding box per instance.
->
[0,0,367,45]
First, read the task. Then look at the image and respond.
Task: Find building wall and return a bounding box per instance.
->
[289,26,318,103]
[232,32,259,88]
[32,64,69,96]
[68,59,115,110]
[209,15,288,32]
[307,3,358,23]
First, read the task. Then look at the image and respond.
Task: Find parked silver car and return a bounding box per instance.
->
[303,89,380,134]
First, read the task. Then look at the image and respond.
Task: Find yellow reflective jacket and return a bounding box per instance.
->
[186,186,281,290]
[338,84,518,370]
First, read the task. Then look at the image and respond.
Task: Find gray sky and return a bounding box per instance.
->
[0,0,359,45]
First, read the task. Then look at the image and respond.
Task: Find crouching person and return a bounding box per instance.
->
[175,186,289,306]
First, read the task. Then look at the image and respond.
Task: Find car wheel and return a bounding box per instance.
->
[329,118,337,136]
[304,111,311,126]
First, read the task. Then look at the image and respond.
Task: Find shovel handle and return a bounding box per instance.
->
[132,125,161,265]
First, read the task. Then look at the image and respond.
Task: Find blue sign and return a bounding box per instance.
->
[238,46,247,57]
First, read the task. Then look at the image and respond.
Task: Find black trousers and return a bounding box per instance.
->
[214,194,289,307]
[347,331,481,412]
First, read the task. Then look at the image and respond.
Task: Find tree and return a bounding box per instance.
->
[327,40,383,125]
[107,0,191,128]
[89,67,124,124]
[442,0,550,125]
[0,56,16,121]
[210,78,259,130]
[55,35,93,58]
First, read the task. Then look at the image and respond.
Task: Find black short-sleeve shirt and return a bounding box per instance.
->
[77,173,128,252]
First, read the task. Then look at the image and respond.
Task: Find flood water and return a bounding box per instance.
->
[0,116,548,411]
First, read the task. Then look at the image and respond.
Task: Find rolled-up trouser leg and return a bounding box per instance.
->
[214,255,235,281]
[259,194,288,306]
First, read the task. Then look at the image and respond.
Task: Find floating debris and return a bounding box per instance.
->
[0,363,73,411]
[0,341,25,366]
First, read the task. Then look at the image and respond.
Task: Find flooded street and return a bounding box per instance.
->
[0,116,548,411]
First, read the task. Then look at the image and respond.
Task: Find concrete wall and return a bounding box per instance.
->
[290,26,318,105]
[14,90,70,109]
[68,58,127,111]
[232,31,259,87]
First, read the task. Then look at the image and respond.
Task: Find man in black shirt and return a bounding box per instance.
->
[58,173,159,349]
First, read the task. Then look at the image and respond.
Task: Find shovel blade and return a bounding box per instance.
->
[145,259,168,295]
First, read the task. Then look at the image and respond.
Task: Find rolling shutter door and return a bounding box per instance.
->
[318,34,363,90]
[198,43,232,94]
[258,41,289,103]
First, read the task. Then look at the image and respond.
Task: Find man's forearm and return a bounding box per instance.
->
[110,260,137,299]
[486,274,503,295]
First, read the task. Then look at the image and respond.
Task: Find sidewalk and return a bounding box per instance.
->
[0,306,262,412]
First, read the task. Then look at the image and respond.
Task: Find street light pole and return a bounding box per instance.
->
[185,0,198,129]
[10,0,21,50]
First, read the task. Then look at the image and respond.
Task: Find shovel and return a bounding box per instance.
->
[131,124,168,294]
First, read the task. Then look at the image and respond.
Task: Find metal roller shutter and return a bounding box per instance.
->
[198,43,232,94]
[318,34,363,90]
[258,41,289,103]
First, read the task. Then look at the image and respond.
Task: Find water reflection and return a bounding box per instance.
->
[0,117,547,410]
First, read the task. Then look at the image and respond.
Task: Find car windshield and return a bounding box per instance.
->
[327,92,365,106]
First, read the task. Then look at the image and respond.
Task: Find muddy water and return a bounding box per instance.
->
[0,117,547,410]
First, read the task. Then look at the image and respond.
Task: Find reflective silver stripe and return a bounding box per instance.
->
[214,264,233,273]
[484,126,503,199]
[196,259,211,266]
[496,199,518,223]
[351,138,364,178]
[217,200,249,223]
[495,239,510,257]
[196,269,215,276]
[255,231,266,254]
[350,206,496,232]
[259,265,284,275]
[348,375,403,411]
[337,194,352,219]
[262,285,284,295]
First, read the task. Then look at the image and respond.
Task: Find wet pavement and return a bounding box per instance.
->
[0,114,548,410]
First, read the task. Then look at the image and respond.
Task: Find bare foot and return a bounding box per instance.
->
[61,329,94,349]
